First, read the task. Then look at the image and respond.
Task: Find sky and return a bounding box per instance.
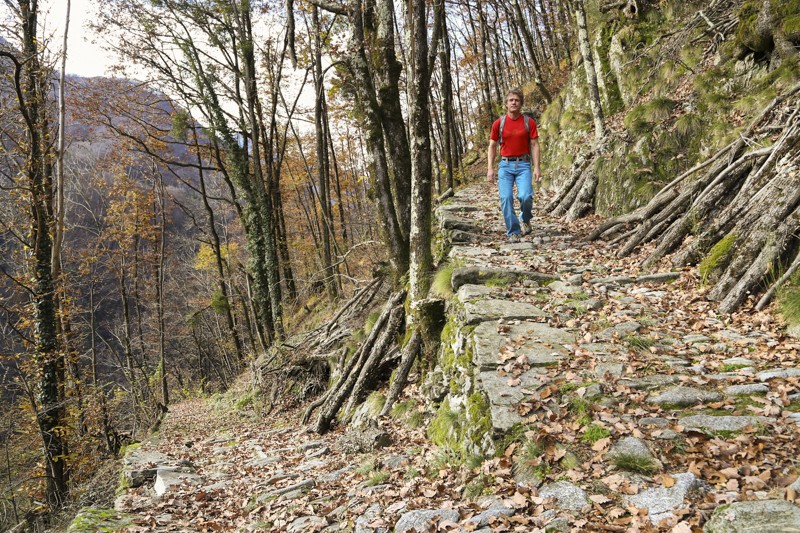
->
[42,0,114,77]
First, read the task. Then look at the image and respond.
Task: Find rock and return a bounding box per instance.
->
[757,368,800,381]
[636,272,680,283]
[546,280,584,295]
[296,459,329,472]
[591,275,635,286]
[462,298,547,325]
[319,466,354,483]
[639,417,670,428]
[724,384,769,396]
[440,212,480,232]
[448,246,495,260]
[288,516,328,532]
[449,229,484,244]
[437,203,480,214]
[721,357,755,367]
[355,504,388,533]
[704,499,800,532]
[626,472,704,525]
[457,284,496,302]
[679,414,775,434]
[598,320,642,340]
[648,386,723,407]
[394,509,460,532]
[122,447,182,488]
[594,362,625,379]
[266,479,315,498]
[67,507,134,532]
[472,321,576,371]
[153,467,203,496]
[337,426,392,453]
[297,440,326,451]
[607,437,654,463]
[467,502,514,527]
[538,481,588,511]
[683,334,710,344]
[451,267,557,291]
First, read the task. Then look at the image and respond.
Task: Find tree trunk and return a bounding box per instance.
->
[575,0,605,141]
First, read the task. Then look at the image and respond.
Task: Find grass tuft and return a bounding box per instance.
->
[699,232,737,284]
[581,424,610,444]
[432,263,456,297]
[610,453,659,475]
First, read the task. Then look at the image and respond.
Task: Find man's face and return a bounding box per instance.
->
[506,94,522,113]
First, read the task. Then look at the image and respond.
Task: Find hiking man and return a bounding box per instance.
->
[487,89,541,242]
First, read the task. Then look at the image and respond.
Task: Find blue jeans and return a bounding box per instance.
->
[498,160,533,236]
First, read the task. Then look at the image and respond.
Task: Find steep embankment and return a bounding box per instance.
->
[71,182,800,531]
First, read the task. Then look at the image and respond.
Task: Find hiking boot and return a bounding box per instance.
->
[521,221,532,236]
[508,233,520,243]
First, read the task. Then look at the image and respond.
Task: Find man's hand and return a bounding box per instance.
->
[533,167,541,182]
[487,168,497,183]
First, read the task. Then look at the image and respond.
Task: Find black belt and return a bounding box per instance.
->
[501,155,530,161]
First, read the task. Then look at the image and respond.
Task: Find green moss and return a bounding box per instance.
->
[68,508,134,532]
[778,276,800,328]
[427,402,463,451]
[784,14,800,40]
[484,274,514,288]
[674,113,703,142]
[581,424,610,444]
[432,262,456,298]
[464,473,493,499]
[721,363,750,372]
[610,453,658,475]
[390,399,416,419]
[699,232,737,283]
[465,392,493,451]
[364,311,381,334]
[356,457,378,476]
[735,2,770,52]
[364,391,386,417]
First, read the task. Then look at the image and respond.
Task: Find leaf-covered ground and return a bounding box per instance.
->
[111,182,800,532]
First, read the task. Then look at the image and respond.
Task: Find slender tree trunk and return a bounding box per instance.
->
[575,0,605,141]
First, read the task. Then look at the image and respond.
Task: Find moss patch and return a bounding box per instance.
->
[68,508,134,533]
[699,232,737,283]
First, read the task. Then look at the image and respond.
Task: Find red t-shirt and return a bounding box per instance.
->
[490,115,539,157]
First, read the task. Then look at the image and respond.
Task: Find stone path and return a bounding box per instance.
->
[69,183,800,532]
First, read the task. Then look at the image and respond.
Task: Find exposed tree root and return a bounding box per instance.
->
[586,82,800,314]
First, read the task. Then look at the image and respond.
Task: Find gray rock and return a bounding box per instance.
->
[440,212,480,232]
[448,246,495,261]
[706,372,753,381]
[595,363,625,379]
[704,499,800,532]
[584,383,603,399]
[288,516,328,532]
[463,298,547,325]
[384,455,410,469]
[639,417,670,428]
[626,472,704,525]
[598,321,642,340]
[122,448,181,488]
[607,437,654,463]
[591,275,635,286]
[394,509,460,533]
[319,466,354,483]
[684,334,711,344]
[471,321,575,371]
[437,203,481,214]
[648,386,723,407]
[457,284,496,302]
[266,479,315,498]
[451,267,557,291]
[153,467,202,497]
[449,230,484,244]
[355,504,387,533]
[538,481,588,511]
[724,384,769,396]
[296,459,329,472]
[655,429,680,440]
[547,280,584,295]
[246,456,281,468]
[637,272,680,283]
[467,504,514,527]
[679,414,775,434]
[721,357,755,367]
[298,441,326,451]
[757,368,800,381]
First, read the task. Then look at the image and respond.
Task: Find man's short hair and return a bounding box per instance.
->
[506,88,524,105]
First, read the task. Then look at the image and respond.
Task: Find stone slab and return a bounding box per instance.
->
[626,472,703,525]
[679,414,775,434]
[472,321,576,371]
[463,298,547,325]
[647,386,723,407]
[704,499,800,532]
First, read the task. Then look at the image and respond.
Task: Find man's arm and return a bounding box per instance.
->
[531,138,541,182]
[487,139,497,182]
